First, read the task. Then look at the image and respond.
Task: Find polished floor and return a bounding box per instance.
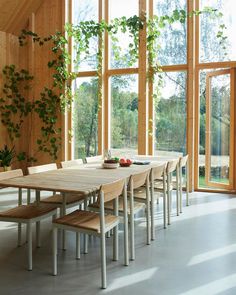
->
[0,189,236,295]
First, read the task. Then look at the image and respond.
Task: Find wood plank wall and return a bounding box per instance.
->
[0,0,65,168]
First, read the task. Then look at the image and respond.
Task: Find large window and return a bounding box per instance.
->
[70,0,236,192]
[154,72,187,157]
[110,75,138,157]
[73,77,98,159]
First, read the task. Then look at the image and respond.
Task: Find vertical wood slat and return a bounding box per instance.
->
[187,0,197,191]
[98,0,106,155]
[230,68,235,189]
[62,0,71,161]
[148,0,154,155]
[138,0,148,155]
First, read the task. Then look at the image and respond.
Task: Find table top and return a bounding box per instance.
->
[0,161,168,195]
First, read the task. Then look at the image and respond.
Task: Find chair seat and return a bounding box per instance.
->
[89,198,145,215]
[154,180,173,191]
[40,193,85,205]
[133,188,158,202]
[53,210,118,233]
[0,204,58,220]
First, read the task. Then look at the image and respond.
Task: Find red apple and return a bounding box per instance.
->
[120,158,126,164]
[126,159,132,164]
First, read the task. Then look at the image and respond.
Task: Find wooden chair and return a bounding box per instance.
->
[61,159,84,168]
[89,170,150,261]
[52,178,128,289]
[85,155,103,163]
[172,155,189,211]
[154,159,179,227]
[134,163,166,240]
[27,163,85,249]
[0,169,58,270]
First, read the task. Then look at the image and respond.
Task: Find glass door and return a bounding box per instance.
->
[205,69,234,189]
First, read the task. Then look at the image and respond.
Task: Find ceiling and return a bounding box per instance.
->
[0,0,42,35]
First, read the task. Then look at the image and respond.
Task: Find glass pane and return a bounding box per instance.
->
[200,0,236,62]
[110,75,138,158]
[199,70,230,188]
[72,0,98,71]
[73,77,98,159]
[154,71,187,156]
[109,0,139,69]
[199,71,207,187]
[209,74,230,184]
[153,0,187,65]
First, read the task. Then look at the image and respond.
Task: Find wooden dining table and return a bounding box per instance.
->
[0,157,180,262]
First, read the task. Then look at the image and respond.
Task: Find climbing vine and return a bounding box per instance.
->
[0,7,227,164]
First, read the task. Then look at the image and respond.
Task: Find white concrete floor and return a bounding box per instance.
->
[0,190,236,295]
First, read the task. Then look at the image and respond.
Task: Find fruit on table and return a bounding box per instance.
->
[119,158,132,165]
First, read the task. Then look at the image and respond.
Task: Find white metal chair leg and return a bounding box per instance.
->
[146,178,151,245]
[83,199,88,254]
[100,192,107,289]
[123,183,129,266]
[27,189,31,205]
[76,232,80,260]
[18,224,22,247]
[113,198,118,261]
[62,193,67,250]
[179,167,183,213]
[18,188,22,246]
[53,227,58,275]
[36,222,41,248]
[163,172,167,229]
[130,182,135,261]
[113,225,118,261]
[167,174,171,225]
[101,233,106,289]
[186,161,190,206]
[27,222,32,271]
[150,172,155,240]
[176,165,180,216]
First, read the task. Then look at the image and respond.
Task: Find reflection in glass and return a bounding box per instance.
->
[199,70,230,188]
[73,77,98,159]
[153,0,187,65]
[72,0,98,71]
[200,0,236,62]
[109,0,139,69]
[154,72,187,157]
[208,74,230,184]
[110,75,138,157]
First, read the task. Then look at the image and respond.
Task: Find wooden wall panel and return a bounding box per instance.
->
[28,0,64,165]
[0,31,29,169]
[0,0,65,169]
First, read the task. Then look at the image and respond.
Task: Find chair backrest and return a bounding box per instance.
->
[99,178,125,203]
[130,170,150,190]
[85,155,103,163]
[152,163,166,180]
[61,159,83,168]
[27,163,57,175]
[166,159,179,174]
[179,155,188,168]
[0,169,23,180]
